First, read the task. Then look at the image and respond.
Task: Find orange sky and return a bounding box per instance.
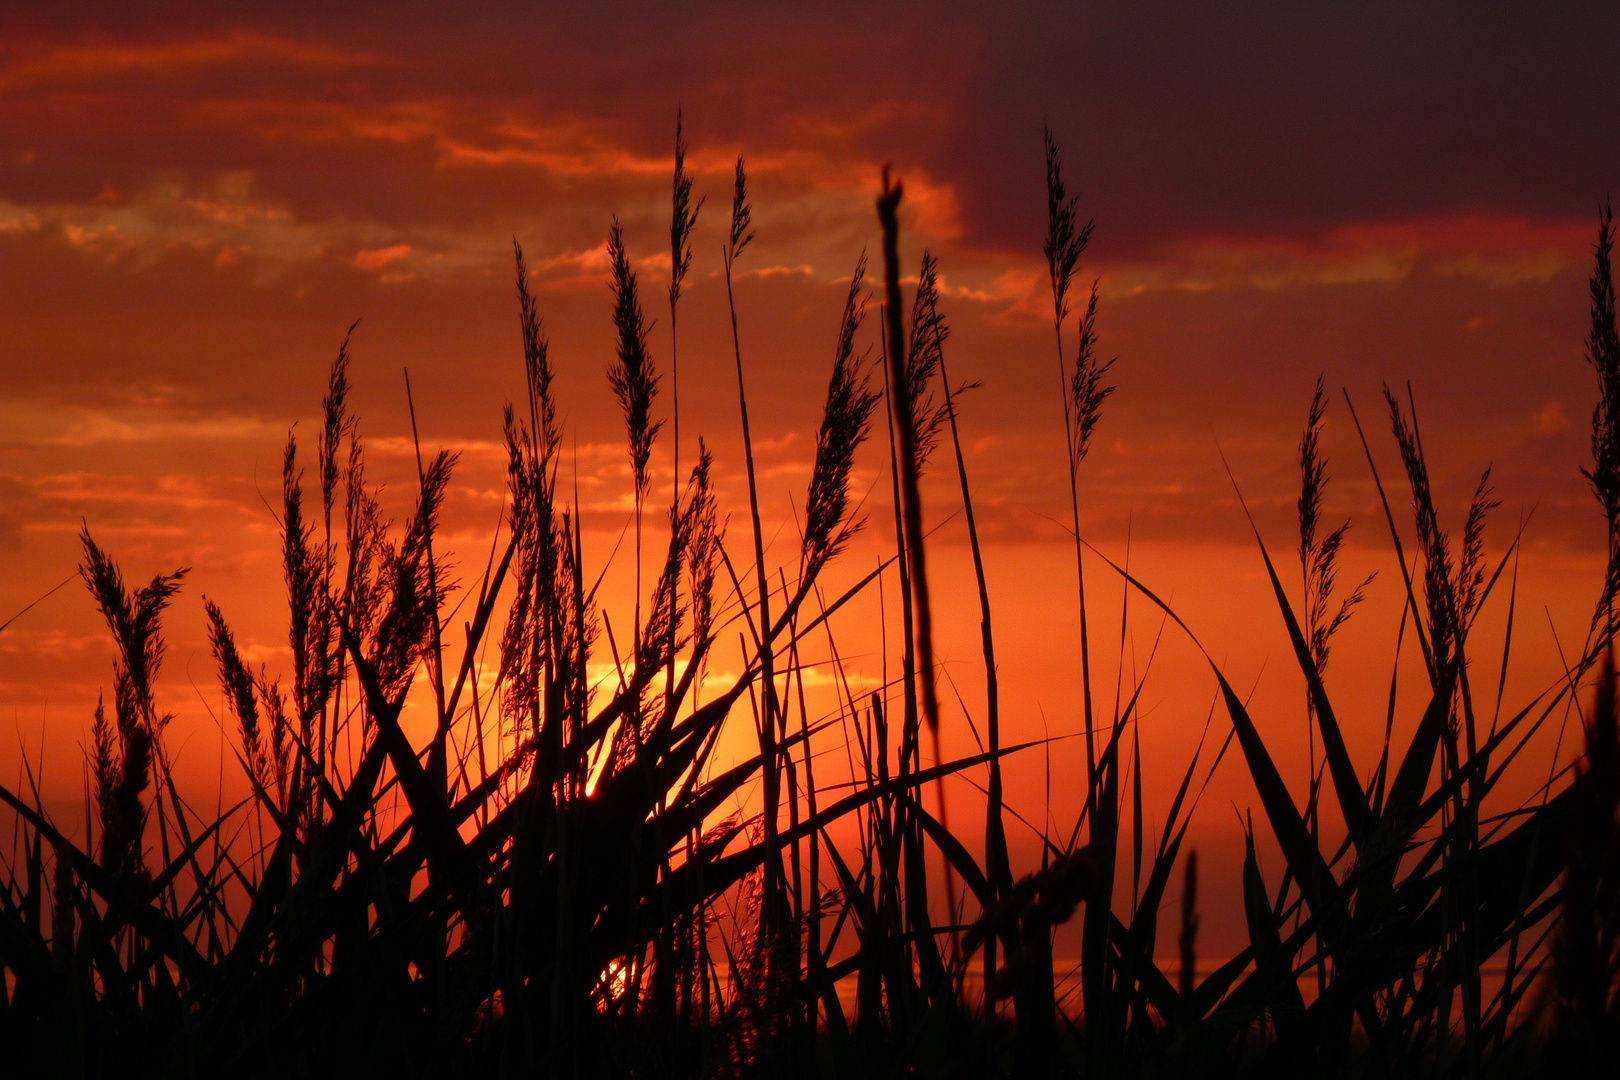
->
[1,5,1617,958]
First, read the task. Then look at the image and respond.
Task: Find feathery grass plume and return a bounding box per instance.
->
[878,167,940,737]
[655,451,717,663]
[509,241,594,741]
[372,450,457,697]
[558,507,595,730]
[903,252,949,476]
[255,668,292,809]
[1585,201,1620,561]
[1069,281,1115,472]
[311,333,351,773]
[1386,386,1462,672]
[496,400,587,747]
[501,237,566,741]
[685,438,723,653]
[1299,376,1329,565]
[1044,126,1095,334]
[1546,649,1620,1074]
[514,240,559,463]
[1459,467,1499,627]
[803,252,878,577]
[282,431,335,748]
[608,218,663,500]
[341,417,390,643]
[79,529,186,881]
[669,109,703,312]
[726,155,753,266]
[80,528,186,731]
[711,862,778,1077]
[611,456,715,761]
[1298,376,1374,676]
[500,388,590,760]
[102,718,151,882]
[88,691,115,856]
[282,428,322,832]
[498,410,544,734]
[319,323,356,531]
[204,598,267,789]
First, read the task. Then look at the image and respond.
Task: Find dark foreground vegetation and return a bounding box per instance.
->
[2,122,1620,1078]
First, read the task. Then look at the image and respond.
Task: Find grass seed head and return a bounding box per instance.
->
[319,325,355,527]
[1298,377,1372,674]
[205,598,267,789]
[905,251,949,477]
[669,109,704,307]
[514,240,560,462]
[1044,127,1095,331]
[726,155,753,266]
[608,217,663,499]
[1585,201,1620,550]
[1069,281,1114,470]
[804,251,879,575]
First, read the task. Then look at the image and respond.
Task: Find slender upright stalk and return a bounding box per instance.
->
[607,218,660,671]
[666,109,702,718]
[722,158,782,945]
[1044,131,1097,830]
[876,169,939,740]
[939,349,1011,1008]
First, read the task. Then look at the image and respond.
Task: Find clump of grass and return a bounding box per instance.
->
[0,122,1616,1080]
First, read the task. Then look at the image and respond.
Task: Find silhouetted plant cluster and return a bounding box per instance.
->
[0,120,1617,1080]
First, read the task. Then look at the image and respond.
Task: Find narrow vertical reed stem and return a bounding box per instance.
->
[877,169,939,739]
[723,164,781,945]
[939,349,1011,1003]
[878,169,953,1010]
[1058,326,1097,831]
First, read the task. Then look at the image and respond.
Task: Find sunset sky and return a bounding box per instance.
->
[2,4,1617,956]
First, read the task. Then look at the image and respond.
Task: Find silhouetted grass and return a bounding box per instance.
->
[0,128,1615,1080]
